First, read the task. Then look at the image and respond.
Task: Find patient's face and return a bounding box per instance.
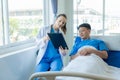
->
[78,27,90,39]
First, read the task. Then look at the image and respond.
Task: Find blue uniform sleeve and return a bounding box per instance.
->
[98,40,109,51]
[69,37,81,56]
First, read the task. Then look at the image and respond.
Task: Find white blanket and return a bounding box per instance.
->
[56,46,120,80]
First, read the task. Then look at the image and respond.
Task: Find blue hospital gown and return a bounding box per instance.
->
[69,37,108,56]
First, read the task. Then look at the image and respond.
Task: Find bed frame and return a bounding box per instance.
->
[29,71,117,80]
[29,36,120,80]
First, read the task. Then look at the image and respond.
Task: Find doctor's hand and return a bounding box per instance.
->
[59,46,67,56]
[43,35,50,42]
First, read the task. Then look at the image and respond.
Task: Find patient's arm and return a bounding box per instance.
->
[70,48,108,60]
[89,49,108,59]
[70,53,79,60]
[70,47,96,60]
[78,47,108,59]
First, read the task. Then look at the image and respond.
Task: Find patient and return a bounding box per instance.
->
[70,23,108,60]
[56,23,114,80]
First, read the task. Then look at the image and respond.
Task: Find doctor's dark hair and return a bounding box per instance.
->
[78,23,91,30]
[56,14,67,34]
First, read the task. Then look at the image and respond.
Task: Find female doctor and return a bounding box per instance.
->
[35,14,67,72]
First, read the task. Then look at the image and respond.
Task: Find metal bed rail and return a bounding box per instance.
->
[29,71,117,80]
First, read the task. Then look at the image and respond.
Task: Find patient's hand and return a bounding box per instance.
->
[71,46,97,60]
[70,53,80,60]
[78,48,92,56]
[70,48,91,60]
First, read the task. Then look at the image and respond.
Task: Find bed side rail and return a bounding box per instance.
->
[29,71,116,80]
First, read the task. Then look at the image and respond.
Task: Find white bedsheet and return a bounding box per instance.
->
[56,54,120,80]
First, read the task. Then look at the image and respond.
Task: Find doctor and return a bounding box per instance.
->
[35,14,67,72]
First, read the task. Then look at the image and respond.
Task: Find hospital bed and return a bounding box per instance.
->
[29,36,120,80]
[29,71,117,80]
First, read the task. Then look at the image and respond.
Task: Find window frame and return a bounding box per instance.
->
[0,0,50,53]
[73,0,120,36]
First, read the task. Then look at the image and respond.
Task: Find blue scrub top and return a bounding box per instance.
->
[42,26,60,60]
[69,37,109,56]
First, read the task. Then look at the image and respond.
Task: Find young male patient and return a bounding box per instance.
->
[56,23,120,80]
[70,23,108,60]
[56,23,110,80]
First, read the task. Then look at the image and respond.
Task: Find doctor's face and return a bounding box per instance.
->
[55,16,67,29]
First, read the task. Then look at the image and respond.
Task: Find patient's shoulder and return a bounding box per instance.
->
[74,37,82,44]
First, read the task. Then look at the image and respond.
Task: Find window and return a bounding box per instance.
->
[0,0,3,46]
[0,0,53,49]
[0,0,53,54]
[105,0,120,35]
[73,0,120,36]
[8,0,44,43]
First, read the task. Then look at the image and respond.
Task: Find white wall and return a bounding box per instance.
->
[58,0,74,65]
[0,45,37,80]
